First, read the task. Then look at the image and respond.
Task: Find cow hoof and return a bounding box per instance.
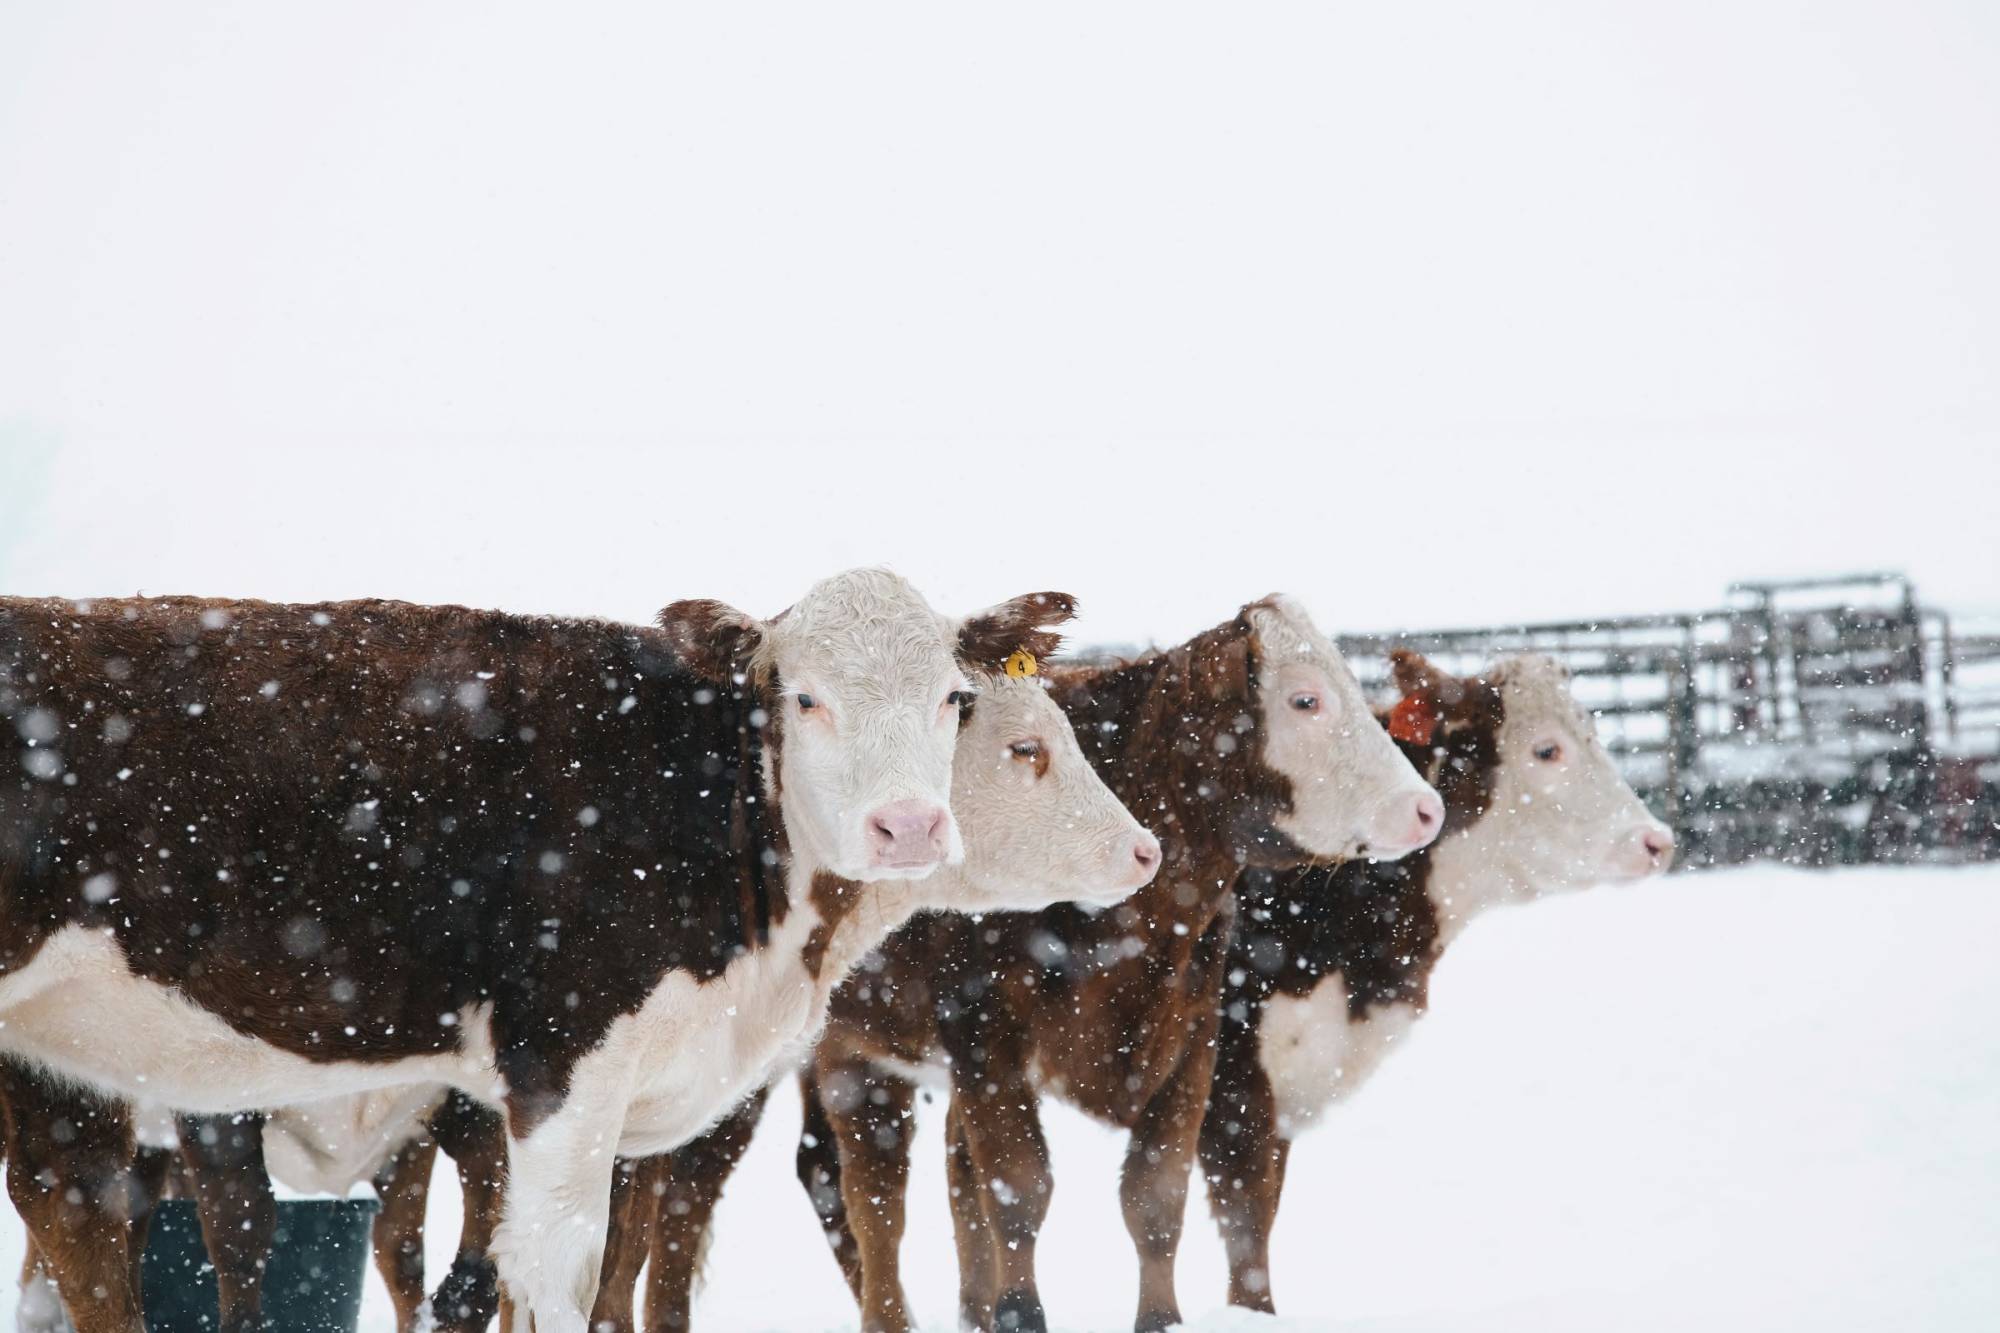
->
[992,1290,1047,1333]
[1135,1311,1182,1333]
[427,1255,501,1333]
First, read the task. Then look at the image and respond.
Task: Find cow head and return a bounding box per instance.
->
[1392,650,1675,898]
[658,570,1075,882]
[926,671,1160,913]
[1245,596,1444,861]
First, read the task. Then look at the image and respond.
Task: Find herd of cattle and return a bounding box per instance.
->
[0,569,1674,1333]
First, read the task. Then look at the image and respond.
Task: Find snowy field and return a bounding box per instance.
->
[9,863,1987,1332]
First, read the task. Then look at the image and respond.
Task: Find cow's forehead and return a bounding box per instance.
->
[1248,597,1347,674]
[1496,654,1594,734]
[967,675,1056,732]
[763,568,957,692]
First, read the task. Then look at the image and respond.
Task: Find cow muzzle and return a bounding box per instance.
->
[1608,821,1676,879]
[1359,787,1446,859]
[863,799,955,876]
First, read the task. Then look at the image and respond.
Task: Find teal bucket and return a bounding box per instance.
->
[141,1197,381,1333]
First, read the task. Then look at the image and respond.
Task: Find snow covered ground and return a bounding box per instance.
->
[11,863,1990,1332]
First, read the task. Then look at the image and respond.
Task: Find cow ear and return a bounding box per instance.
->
[1390,648,1444,698]
[1387,649,1445,745]
[657,599,765,683]
[956,592,1078,675]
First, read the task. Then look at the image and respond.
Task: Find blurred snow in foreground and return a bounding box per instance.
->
[2,866,1993,1332]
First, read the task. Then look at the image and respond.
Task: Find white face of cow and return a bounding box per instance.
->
[760,572,973,880]
[658,572,1083,884]
[923,673,1160,913]
[1470,654,1675,894]
[1249,597,1444,861]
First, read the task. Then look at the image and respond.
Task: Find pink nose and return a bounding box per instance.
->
[1370,788,1444,854]
[865,800,952,868]
[1412,790,1445,842]
[1127,832,1162,885]
[1639,825,1676,867]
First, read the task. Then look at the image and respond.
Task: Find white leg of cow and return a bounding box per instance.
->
[491,1098,626,1333]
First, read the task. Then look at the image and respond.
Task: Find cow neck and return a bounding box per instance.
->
[1232,698,1510,1019]
[800,870,921,988]
[1393,695,1511,950]
[1049,624,1272,943]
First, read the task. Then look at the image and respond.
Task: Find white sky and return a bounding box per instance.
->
[2,1,1995,646]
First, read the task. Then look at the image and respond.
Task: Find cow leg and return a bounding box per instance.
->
[491,1094,624,1332]
[949,1072,1052,1333]
[32,1143,174,1333]
[818,1058,918,1333]
[793,1070,862,1301]
[1198,1052,1287,1312]
[587,1157,647,1333]
[177,1111,278,1333]
[126,1145,173,1275]
[945,1106,997,1333]
[425,1090,508,1333]
[1118,1030,1220,1333]
[371,1130,440,1331]
[644,1088,767,1333]
[0,1064,144,1333]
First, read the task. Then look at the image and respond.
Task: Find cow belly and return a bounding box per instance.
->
[262,1087,448,1196]
[0,926,496,1114]
[1257,976,1417,1138]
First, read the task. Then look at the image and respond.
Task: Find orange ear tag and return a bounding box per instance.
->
[1389,692,1438,745]
[1003,650,1039,679]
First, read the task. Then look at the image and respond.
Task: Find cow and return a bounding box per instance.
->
[41,659,1162,1333]
[590,595,1446,1333]
[0,569,1104,1332]
[1198,650,1675,1312]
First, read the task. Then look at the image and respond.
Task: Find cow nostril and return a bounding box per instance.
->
[1415,794,1442,830]
[1133,839,1159,869]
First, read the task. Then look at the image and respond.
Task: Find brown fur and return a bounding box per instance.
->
[0,1064,146,1332]
[1200,653,1505,1312]
[956,593,1079,675]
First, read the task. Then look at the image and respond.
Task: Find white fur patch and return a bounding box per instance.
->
[1257,975,1418,1137]
[0,926,502,1113]
[261,1086,447,1196]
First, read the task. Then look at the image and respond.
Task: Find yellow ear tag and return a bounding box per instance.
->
[1003,649,1039,679]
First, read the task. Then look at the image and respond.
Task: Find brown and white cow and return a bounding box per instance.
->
[86,662,1163,1333]
[1199,650,1675,1312]
[0,570,1113,1332]
[591,596,1445,1333]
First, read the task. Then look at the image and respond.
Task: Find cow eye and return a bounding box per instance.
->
[1008,740,1042,762]
[795,693,819,713]
[946,689,975,708]
[1534,741,1562,762]
[1290,693,1320,713]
